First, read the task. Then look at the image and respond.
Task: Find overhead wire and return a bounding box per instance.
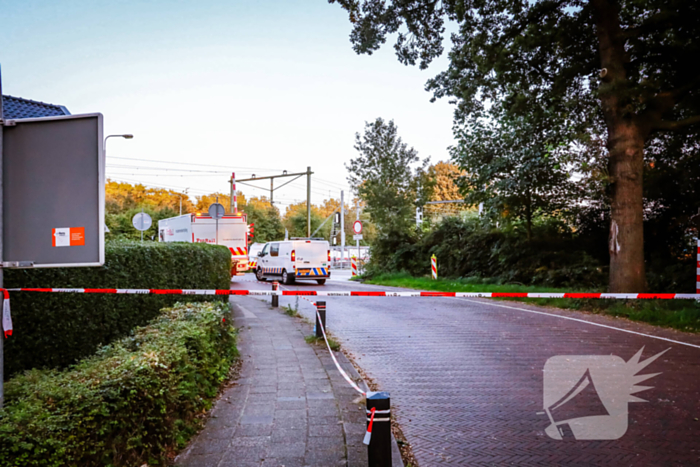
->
[107,156,284,172]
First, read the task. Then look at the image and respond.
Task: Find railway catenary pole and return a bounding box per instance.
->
[233,169,313,233]
[340,190,345,269]
[307,166,311,237]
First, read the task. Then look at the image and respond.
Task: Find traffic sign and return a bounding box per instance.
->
[353,220,363,234]
[2,113,105,268]
[208,203,225,220]
[132,212,152,231]
[353,234,363,240]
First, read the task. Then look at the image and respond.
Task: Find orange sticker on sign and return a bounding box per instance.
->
[53,227,85,247]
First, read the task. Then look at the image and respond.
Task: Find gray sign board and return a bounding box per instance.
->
[2,113,104,267]
[208,203,225,220]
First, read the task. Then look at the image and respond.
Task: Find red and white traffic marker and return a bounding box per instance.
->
[2,289,11,338]
[363,407,376,445]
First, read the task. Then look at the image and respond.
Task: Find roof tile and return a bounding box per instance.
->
[1,95,71,119]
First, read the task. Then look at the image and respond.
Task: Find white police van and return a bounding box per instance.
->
[255,238,331,285]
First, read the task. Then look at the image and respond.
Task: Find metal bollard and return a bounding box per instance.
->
[271,281,279,308]
[366,391,391,467]
[315,301,326,338]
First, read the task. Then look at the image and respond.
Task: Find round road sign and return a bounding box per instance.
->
[353,220,363,234]
[132,212,152,231]
[208,203,225,220]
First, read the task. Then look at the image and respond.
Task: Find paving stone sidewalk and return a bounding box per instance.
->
[175,296,402,467]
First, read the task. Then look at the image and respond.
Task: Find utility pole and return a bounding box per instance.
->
[229,174,234,213]
[340,190,345,269]
[306,166,311,237]
[270,178,274,206]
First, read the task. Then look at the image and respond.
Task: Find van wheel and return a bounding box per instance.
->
[256,268,266,282]
[316,279,326,285]
[282,270,295,285]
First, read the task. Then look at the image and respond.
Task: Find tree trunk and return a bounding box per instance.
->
[592,0,647,292]
[607,123,646,292]
[525,192,532,242]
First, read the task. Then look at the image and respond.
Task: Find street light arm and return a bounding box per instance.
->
[103,134,134,152]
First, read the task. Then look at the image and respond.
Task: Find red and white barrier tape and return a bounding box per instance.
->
[314,305,366,396]
[7,288,700,299]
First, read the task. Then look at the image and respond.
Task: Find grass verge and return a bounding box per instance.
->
[362,272,700,333]
[0,301,237,467]
[284,304,301,318]
[305,335,341,351]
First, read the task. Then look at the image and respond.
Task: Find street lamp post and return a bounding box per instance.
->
[103,134,133,155]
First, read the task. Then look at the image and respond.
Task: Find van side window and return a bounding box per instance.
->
[270,243,279,257]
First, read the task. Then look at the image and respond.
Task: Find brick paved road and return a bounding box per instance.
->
[233,275,700,466]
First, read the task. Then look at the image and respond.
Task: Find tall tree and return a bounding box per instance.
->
[453,113,577,240]
[331,0,700,292]
[241,196,285,243]
[347,118,430,235]
[425,161,468,218]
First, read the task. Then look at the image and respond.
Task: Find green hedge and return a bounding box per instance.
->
[366,216,607,288]
[4,240,231,376]
[0,301,236,467]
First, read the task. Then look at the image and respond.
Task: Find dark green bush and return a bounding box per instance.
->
[367,215,697,291]
[365,216,608,288]
[4,240,231,376]
[0,301,236,467]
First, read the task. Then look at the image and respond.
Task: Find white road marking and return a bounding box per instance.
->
[453,297,700,350]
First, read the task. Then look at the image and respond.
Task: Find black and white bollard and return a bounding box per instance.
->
[315,301,326,338]
[271,281,279,308]
[365,391,391,467]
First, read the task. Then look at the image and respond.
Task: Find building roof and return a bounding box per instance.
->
[1,95,71,120]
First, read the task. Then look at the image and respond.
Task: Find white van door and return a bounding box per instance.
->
[265,242,283,275]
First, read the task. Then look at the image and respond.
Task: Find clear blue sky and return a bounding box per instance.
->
[1,0,456,213]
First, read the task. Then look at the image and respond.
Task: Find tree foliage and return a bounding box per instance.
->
[240,196,285,244]
[106,180,194,214]
[331,0,700,291]
[452,113,578,239]
[347,118,431,235]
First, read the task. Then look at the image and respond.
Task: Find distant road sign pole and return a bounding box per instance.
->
[132,210,152,241]
[354,203,362,273]
[208,201,225,245]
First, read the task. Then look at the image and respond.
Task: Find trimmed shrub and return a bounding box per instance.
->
[0,301,236,467]
[3,240,231,376]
